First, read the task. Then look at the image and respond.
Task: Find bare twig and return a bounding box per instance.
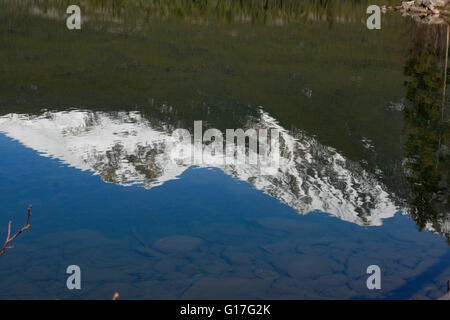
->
[0,205,32,256]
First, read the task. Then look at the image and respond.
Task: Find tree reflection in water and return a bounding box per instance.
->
[403,21,450,242]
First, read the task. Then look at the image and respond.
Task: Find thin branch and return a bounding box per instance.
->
[0,205,32,256]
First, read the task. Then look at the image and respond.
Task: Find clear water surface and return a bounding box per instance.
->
[0,0,448,299]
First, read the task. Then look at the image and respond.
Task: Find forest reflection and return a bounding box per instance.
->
[7,0,399,26]
[402,21,449,242]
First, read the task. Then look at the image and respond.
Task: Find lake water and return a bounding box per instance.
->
[0,0,448,299]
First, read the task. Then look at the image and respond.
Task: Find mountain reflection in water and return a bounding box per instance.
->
[0,109,397,226]
[0,0,449,300]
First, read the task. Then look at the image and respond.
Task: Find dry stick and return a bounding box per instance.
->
[0,205,32,256]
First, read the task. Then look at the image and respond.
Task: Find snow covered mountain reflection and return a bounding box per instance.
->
[0,109,400,227]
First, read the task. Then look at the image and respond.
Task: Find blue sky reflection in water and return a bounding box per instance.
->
[0,0,449,300]
[0,113,448,300]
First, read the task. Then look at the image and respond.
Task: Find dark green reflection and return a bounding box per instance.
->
[403,21,449,241]
[0,0,448,241]
[6,0,399,26]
